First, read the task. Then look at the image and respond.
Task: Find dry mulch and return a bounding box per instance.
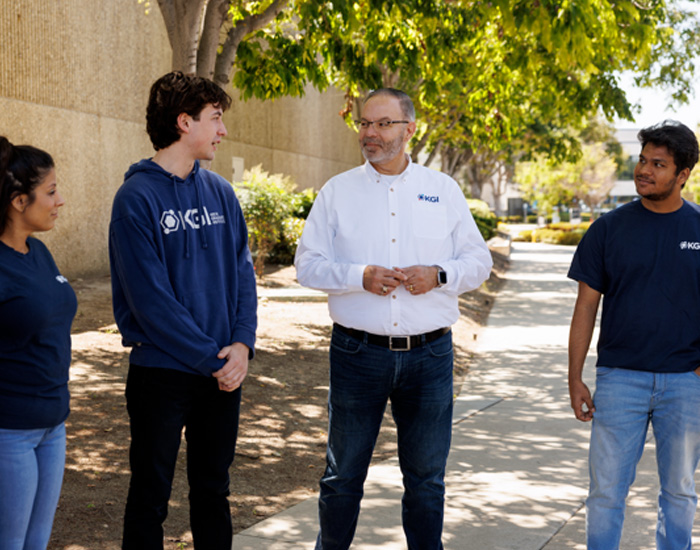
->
[49,254,507,549]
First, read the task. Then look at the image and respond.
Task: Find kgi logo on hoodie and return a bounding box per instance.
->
[160,207,225,235]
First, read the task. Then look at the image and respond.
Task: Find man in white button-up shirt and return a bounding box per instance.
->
[295,88,492,550]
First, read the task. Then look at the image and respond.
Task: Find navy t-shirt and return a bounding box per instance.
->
[0,237,77,429]
[569,200,700,373]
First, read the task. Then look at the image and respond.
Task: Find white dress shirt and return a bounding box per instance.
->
[295,158,493,336]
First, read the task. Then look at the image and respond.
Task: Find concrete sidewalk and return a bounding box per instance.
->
[234,241,700,549]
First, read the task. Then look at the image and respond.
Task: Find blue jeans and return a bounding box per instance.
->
[315,328,454,550]
[0,423,66,550]
[587,367,700,550]
[122,365,241,550]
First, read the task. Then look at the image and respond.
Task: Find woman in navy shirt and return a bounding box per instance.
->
[0,136,76,550]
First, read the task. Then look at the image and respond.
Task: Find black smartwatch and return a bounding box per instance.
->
[434,265,447,287]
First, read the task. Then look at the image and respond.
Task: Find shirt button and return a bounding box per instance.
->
[390,188,394,192]
[391,212,395,216]
[392,238,396,243]
[393,322,398,327]
[392,295,397,299]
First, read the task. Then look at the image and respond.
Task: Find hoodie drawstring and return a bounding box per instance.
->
[172,175,190,259]
[194,175,209,251]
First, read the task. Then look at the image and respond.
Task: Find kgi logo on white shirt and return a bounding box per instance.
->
[417,193,440,203]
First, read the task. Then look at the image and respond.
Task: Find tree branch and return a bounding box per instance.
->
[420,113,461,167]
[213,0,291,88]
[198,0,230,78]
[410,125,434,162]
[156,0,177,50]
[424,140,443,168]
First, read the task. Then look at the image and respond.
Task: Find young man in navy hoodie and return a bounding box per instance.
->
[109,71,257,550]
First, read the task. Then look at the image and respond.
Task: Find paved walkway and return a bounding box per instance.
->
[234,241,700,549]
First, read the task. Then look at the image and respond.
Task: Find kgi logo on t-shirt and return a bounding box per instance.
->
[679,241,700,250]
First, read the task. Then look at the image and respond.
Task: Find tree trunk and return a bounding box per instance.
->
[197,0,230,78]
[424,140,443,168]
[410,126,433,163]
[491,163,508,217]
[157,0,291,85]
[157,0,206,73]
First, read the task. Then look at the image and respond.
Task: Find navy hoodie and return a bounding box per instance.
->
[109,159,257,376]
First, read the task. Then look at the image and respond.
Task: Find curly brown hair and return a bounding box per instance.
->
[146,72,232,151]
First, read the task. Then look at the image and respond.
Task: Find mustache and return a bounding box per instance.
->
[362,138,382,146]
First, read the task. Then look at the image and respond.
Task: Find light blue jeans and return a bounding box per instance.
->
[587,367,700,550]
[0,423,66,550]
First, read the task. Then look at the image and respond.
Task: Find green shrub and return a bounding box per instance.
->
[290,187,317,219]
[517,224,588,245]
[514,229,533,242]
[235,165,295,276]
[466,199,498,241]
[548,222,576,231]
[532,229,558,244]
[466,198,492,219]
[557,229,586,245]
[269,217,306,265]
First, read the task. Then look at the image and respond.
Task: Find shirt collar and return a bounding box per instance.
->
[364,154,413,180]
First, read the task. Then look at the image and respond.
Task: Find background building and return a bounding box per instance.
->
[0,0,361,277]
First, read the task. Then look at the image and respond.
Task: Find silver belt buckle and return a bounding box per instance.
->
[389,336,410,351]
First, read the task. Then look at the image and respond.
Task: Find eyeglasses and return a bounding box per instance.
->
[354,119,410,130]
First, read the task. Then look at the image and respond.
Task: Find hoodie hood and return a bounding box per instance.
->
[124,157,200,182]
[123,159,208,258]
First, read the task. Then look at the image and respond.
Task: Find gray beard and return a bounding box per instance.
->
[361,135,404,164]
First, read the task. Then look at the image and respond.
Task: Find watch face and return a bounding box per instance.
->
[438,270,447,285]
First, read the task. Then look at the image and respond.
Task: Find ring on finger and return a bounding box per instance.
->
[381,285,388,295]
[408,284,414,292]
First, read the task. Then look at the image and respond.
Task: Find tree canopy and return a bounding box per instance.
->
[146,0,700,176]
[515,139,618,219]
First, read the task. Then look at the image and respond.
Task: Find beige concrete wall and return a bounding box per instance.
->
[0,0,170,278]
[0,97,160,276]
[0,1,361,278]
[217,87,362,189]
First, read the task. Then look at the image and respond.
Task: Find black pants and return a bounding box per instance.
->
[122,365,241,550]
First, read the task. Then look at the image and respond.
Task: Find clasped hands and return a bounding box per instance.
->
[363,265,438,297]
[213,341,249,392]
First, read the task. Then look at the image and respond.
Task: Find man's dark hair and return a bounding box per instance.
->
[146,71,232,151]
[637,120,699,175]
[365,88,416,122]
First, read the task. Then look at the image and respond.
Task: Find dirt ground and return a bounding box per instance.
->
[49,254,507,550]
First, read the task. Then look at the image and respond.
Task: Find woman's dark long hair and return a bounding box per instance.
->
[0,136,54,235]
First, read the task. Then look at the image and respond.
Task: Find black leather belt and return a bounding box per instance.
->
[333,323,450,351]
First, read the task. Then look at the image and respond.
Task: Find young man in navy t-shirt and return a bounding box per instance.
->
[568,120,700,550]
